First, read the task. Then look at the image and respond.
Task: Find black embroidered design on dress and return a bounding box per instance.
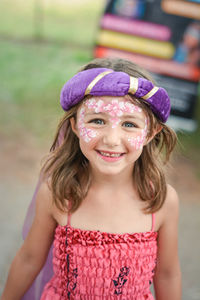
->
[113,266,130,295]
[149,258,157,285]
[66,227,78,299]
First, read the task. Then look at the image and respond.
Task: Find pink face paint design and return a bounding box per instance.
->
[85,98,142,128]
[78,107,98,143]
[127,119,148,150]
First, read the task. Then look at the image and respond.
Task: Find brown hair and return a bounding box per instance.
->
[42,58,177,213]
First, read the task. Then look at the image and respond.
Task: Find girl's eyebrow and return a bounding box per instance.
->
[121,114,145,121]
[84,112,107,117]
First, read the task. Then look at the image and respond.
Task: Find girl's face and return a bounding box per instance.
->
[71,96,148,177]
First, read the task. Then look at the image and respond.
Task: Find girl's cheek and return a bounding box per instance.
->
[79,127,98,143]
[127,121,148,150]
[78,107,98,143]
[127,135,145,150]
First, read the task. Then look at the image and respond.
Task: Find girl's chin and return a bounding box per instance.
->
[91,164,133,178]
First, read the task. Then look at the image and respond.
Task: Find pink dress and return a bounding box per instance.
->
[41,214,157,299]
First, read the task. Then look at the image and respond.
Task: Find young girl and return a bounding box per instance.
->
[1,58,181,299]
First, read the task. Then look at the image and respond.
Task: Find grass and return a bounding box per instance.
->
[0,40,93,142]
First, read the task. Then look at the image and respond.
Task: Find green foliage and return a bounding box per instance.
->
[0,40,92,139]
[177,86,200,153]
[0,0,103,45]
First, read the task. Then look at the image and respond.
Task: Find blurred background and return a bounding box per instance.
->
[0,0,200,299]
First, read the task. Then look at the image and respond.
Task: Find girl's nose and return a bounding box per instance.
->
[102,126,121,147]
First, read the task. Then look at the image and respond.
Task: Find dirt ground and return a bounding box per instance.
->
[0,133,200,299]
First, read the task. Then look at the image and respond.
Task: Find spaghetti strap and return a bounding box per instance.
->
[151,213,155,232]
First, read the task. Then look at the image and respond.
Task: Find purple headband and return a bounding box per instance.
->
[60,68,171,122]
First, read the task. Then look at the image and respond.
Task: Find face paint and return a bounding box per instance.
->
[78,107,98,143]
[78,97,146,146]
[127,119,148,150]
[85,98,142,128]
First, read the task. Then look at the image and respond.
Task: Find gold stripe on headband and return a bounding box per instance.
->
[128,77,138,94]
[142,86,159,100]
[84,70,113,96]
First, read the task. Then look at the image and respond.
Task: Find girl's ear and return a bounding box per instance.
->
[70,117,79,137]
[144,124,163,145]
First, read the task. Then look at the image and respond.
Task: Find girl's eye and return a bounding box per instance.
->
[89,119,105,125]
[123,122,137,128]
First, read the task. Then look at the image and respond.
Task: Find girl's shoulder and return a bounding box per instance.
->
[35,180,69,226]
[34,181,55,222]
[163,184,179,209]
[155,184,179,231]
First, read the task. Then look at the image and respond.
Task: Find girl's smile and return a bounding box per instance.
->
[96,149,125,162]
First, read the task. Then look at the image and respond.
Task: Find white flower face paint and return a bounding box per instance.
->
[127,119,148,150]
[78,97,147,147]
[78,107,98,143]
[85,98,142,128]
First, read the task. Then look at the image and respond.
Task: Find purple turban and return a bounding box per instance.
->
[60,68,171,122]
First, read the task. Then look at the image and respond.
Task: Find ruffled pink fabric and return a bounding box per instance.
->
[41,225,157,299]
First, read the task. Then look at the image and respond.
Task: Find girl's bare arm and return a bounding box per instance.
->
[153,185,182,300]
[1,182,57,300]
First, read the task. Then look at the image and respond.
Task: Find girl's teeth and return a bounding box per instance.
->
[100,151,121,157]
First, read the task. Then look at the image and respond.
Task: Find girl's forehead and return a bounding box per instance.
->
[84,95,134,105]
[80,95,145,115]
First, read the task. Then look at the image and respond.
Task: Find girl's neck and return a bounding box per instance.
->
[85,167,140,210]
[89,166,134,190]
